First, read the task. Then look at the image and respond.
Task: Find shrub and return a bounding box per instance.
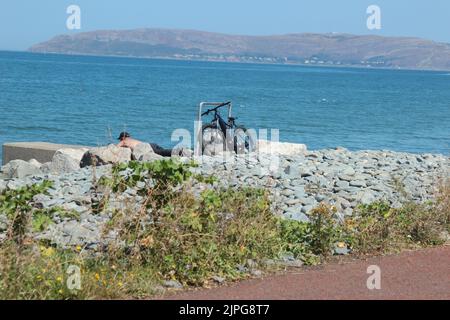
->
[0,241,141,300]
[0,182,80,240]
[435,179,450,229]
[108,186,283,285]
[346,198,449,255]
[0,181,53,244]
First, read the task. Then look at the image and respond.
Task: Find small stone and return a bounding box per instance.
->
[162,280,183,289]
[338,174,353,182]
[284,209,310,222]
[246,259,258,268]
[251,270,263,277]
[0,214,8,231]
[341,166,355,176]
[335,180,350,189]
[299,197,315,206]
[286,198,301,205]
[0,180,6,193]
[301,205,314,214]
[293,186,306,198]
[334,242,350,255]
[300,169,314,178]
[237,264,248,273]
[358,190,377,205]
[315,194,326,202]
[282,259,304,268]
[350,180,366,188]
[211,276,225,284]
[343,208,353,216]
[281,189,295,196]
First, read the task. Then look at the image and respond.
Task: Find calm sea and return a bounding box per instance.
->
[1,51,449,160]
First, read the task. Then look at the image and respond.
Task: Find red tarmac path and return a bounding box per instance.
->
[163,245,450,300]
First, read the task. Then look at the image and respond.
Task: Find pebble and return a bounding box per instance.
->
[162,280,183,289]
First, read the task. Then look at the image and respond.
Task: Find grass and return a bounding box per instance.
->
[345,178,450,255]
[0,160,448,299]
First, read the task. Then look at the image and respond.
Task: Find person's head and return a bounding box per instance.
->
[118,131,131,141]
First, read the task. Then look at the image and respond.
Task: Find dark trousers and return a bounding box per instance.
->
[150,143,172,157]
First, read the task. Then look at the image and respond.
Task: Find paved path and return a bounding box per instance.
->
[165,246,450,300]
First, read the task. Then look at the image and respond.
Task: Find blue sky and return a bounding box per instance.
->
[1,0,449,50]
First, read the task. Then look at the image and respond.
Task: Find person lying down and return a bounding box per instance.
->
[117,131,173,157]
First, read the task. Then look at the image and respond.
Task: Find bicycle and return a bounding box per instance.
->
[198,101,255,155]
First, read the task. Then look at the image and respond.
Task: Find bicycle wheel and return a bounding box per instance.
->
[233,126,255,154]
[202,123,226,155]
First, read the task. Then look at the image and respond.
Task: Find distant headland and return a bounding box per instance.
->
[29,28,450,71]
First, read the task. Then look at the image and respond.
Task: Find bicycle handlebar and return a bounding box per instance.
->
[201,101,231,116]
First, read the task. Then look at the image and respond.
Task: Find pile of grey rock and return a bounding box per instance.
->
[0,143,449,250]
[0,143,163,181]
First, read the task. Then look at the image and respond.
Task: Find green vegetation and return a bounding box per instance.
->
[102,160,281,285]
[346,199,449,254]
[0,160,448,299]
[1,181,53,243]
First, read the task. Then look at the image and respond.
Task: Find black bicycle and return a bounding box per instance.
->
[199,101,255,155]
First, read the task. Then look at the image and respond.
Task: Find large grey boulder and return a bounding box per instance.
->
[58,148,87,163]
[141,152,164,162]
[257,140,307,156]
[132,143,164,162]
[45,148,88,173]
[0,159,42,179]
[80,145,132,167]
[132,143,154,160]
[28,159,42,168]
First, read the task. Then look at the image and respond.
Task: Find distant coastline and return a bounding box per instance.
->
[28,28,450,72]
[2,50,448,74]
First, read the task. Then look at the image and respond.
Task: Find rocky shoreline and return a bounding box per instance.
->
[0,143,449,250]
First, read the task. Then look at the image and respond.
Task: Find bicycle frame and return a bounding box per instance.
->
[195,102,240,155]
[197,102,232,123]
[211,110,230,134]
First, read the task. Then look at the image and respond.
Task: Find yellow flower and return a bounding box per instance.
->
[139,235,154,248]
[336,242,346,248]
[118,281,123,287]
[58,289,63,294]
[56,276,63,283]
[76,245,82,252]
[95,273,100,281]
[41,247,55,258]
